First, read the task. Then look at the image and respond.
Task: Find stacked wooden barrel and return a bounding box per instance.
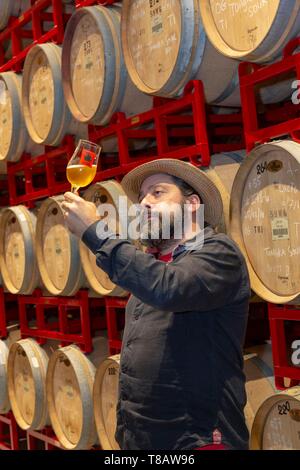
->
[229,140,300,304]
[199,1,300,63]
[251,386,300,449]
[61,4,152,125]
[7,338,53,430]
[120,0,298,105]
[46,336,109,450]
[35,195,86,297]
[0,180,129,298]
[22,43,88,147]
[0,72,43,165]
[0,205,40,295]
[93,354,120,450]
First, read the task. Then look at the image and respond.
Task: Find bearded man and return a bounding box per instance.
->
[62,158,251,450]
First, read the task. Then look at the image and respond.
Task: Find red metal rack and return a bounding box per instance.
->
[7,135,75,207]
[26,427,63,450]
[0,0,72,72]
[239,37,300,151]
[268,303,300,390]
[0,288,19,340]
[105,297,127,355]
[88,81,243,178]
[244,302,270,348]
[0,412,26,450]
[18,289,108,353]
[6,80,244,206]
[0,177,9,207]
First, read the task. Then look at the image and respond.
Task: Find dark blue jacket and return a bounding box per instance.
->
[82,223,251,450]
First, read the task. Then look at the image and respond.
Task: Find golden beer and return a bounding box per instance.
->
[67,164,97,188]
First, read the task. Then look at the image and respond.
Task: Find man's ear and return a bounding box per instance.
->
[186,194,201,212]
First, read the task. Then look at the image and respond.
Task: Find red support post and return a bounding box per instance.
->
[105,297,127,355]
[0,0,72,72]
[0,412,25,450]
[239,37,300,151]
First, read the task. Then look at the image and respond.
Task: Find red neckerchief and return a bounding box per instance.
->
[145,247,174,263]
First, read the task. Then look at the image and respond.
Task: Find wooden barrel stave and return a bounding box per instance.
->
[0,328,21,414]
[0,339,10,414]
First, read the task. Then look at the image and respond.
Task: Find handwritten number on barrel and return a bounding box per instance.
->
[278,401,291,415]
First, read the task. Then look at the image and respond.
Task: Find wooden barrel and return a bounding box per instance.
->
[199,1,300,63]
[243,342,278,434]
[0,205,40,294]
[121,0,242,105]
[93,354,120,450]
[46,337,109,450]
[251,386,300,449]
[7,338,55,430]
[121,1,295,106]
[22,43,87,146]
[0,0,30,31]
[204,151,245,233]
[0,72,43,163]
[230,140,300,304]
[80,181,129,297]
[62,4,152,125]
[35,196,86,296]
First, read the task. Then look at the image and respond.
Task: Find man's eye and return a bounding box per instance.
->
[154,190,162,196]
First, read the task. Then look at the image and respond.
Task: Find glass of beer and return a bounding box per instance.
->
[67,139,101,193]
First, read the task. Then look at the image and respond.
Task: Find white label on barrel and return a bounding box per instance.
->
[271,217,290,241]
[31,356,39,368]
[150,1,163,34]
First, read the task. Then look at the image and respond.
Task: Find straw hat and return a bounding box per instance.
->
[121,158,223,228]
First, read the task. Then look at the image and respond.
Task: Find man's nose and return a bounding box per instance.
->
[140,193,152,207]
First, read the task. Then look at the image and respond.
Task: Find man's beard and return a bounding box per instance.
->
[138,201,185,250]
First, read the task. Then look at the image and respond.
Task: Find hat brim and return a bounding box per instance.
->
[121,159,223,228]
